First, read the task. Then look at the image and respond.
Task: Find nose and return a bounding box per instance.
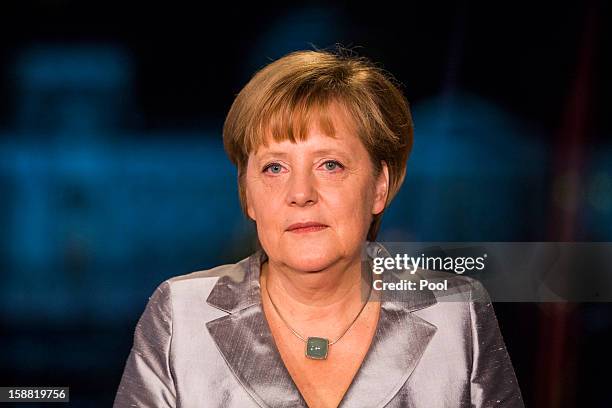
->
[286,169,318,207]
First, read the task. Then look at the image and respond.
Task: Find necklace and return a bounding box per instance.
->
[264,271,373,360]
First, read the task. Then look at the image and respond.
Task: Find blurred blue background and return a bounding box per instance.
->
[0,0,610,407]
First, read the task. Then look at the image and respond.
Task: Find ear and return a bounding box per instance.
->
[245,185,257,221]
[372,161,389,215]
[240,159,258,222]
[247,204,256,221]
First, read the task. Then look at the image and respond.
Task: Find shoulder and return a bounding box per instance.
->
[409,269,500,343]
[169,256,249,287]
[174,253,250,286]
[146,254,252,311]
[408,267,490,302]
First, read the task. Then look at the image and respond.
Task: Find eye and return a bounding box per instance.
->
[262,162,284,174]
[321,160,344,172]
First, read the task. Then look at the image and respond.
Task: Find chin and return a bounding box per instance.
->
[286,257,336,273]
[281,239,339,272]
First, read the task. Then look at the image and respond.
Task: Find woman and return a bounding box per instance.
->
[114,49,524,407]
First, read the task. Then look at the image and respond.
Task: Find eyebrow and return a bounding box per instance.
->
[256,148,350,160]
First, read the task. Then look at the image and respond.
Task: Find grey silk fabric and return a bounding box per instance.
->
[114,241,524,407]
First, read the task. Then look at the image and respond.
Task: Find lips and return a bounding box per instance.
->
[286,221,328,233]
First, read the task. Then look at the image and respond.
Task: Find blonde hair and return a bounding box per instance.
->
[223,48,414,241]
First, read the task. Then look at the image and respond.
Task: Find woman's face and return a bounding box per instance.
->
[245,103,389,272]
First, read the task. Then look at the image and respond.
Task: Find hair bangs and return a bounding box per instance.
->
[245,88,343,156]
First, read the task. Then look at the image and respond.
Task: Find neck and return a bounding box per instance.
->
[260,252,371,326]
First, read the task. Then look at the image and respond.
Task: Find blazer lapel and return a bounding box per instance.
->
[205,250,308,407]
[338,243,438,407]
[205,242,438,408]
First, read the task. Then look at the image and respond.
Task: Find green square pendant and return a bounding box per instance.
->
[306,337,329,360]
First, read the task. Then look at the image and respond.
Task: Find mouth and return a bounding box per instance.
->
[286,221,329,234]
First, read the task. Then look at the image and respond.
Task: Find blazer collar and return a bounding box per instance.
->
[205,241,438,408]
[206,241,437,314]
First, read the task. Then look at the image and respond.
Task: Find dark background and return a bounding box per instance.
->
[0,0,610,406]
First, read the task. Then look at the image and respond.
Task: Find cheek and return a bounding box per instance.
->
[246,172,281,207]
[247,181,286,233]
[321,178,374,225]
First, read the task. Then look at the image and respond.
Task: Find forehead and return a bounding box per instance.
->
[252,101,361,156]
[253,136,359,162]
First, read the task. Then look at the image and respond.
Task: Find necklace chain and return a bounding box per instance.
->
[263,271,373,346]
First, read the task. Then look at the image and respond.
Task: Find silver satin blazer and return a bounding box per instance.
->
[114,241,524,407]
